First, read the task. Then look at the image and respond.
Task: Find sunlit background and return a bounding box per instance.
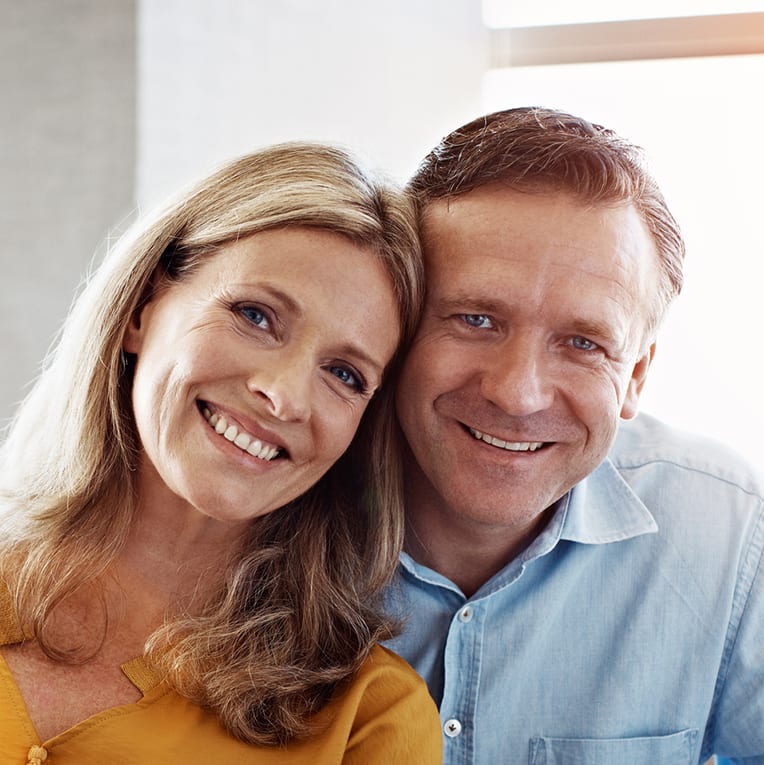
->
[481,1,764,477]
[2,1,762,482]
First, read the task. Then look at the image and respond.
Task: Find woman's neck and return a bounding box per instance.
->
[116,500,248,618]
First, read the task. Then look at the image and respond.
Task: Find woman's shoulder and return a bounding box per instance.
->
[331,644,443,764]
[353,643,432,689]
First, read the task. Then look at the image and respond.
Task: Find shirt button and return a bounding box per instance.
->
[444,718,463,737]
[458,605,473,623]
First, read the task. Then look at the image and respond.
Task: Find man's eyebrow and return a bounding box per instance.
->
[433,294,508,314]
[565,317,626,348]
[567,317,613,335]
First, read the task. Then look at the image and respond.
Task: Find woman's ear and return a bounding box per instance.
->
[123,270,165,354]
[123,303,148,354]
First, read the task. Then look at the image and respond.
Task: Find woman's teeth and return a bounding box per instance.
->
[202,407,281,461]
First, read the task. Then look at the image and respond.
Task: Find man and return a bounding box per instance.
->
[386,107,764,763]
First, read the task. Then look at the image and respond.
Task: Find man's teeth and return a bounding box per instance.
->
[468,428,544,452]
[202,408,281,461]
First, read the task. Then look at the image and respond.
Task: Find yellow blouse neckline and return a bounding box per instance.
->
[0,579,162,693]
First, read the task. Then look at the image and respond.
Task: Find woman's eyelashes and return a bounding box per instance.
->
[325,364,369,395]
[237,303,273,332]
[232,300,371,396]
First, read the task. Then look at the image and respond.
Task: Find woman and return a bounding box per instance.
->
[0,143,442,762]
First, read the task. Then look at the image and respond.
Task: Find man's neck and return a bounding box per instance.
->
[403,502,554,598]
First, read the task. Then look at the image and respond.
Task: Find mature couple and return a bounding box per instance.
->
[0,107,761,764]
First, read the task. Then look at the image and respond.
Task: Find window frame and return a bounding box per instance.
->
[489,12,764,66]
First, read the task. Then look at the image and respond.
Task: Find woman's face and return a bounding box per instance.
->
[124,227,401,525]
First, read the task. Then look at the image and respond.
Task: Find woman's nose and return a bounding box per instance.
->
[247,350,312,423]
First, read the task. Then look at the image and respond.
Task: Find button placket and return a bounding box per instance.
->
[440,599,483,762]
[443,718,463,737]
[458,604,474,623]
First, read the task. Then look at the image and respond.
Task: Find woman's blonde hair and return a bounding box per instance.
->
[0,142,424,744]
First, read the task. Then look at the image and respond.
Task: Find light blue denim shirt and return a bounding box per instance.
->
[385,414,764,764]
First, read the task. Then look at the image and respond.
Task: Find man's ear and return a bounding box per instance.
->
[620,340,656,420]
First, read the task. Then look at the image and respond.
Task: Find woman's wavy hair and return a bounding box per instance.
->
[0,142,424,744]
[409,106,685,333]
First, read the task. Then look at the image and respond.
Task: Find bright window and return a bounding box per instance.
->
[483,0,764,27]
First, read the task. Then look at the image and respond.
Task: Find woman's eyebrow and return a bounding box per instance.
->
[230,282,302,316]
[335,342,386,377]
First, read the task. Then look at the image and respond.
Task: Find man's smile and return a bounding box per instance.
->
[466,426,546,452]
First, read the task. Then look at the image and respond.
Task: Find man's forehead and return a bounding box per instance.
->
[419,186,661,346]
[421,187,656,269]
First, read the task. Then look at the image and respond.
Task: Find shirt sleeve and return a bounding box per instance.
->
[710,495,764,761]
[342,647,443,765]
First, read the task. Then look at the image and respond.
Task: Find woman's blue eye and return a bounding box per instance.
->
[240,306,270,330]
[328,365,365,392]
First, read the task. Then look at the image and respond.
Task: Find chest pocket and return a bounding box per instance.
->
[529,729,698,764]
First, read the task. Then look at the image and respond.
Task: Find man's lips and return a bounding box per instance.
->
[466,426,547,452]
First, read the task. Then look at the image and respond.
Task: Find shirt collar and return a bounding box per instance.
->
[399,456,658,593]
[560,457,658,544]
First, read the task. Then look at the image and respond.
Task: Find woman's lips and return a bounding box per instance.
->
[200,403,283,461]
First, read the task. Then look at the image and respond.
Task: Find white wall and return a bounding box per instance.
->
[137,0,488,206]
[0,0,488,427]
[0,0,136,427]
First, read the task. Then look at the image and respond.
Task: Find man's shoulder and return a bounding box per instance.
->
[611,412,763,500]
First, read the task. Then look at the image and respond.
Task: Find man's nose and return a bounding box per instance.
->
[478,339,555,417]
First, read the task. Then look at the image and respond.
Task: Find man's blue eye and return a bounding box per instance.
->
[461,314,493,329]
[571,336,598,351]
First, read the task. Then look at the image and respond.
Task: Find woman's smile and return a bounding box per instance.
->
[200,402,283,462]
[124,226,401,524]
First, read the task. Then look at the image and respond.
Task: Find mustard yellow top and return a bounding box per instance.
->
[0,589,442,764]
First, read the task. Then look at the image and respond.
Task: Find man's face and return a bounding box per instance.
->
[396,186,658,538]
